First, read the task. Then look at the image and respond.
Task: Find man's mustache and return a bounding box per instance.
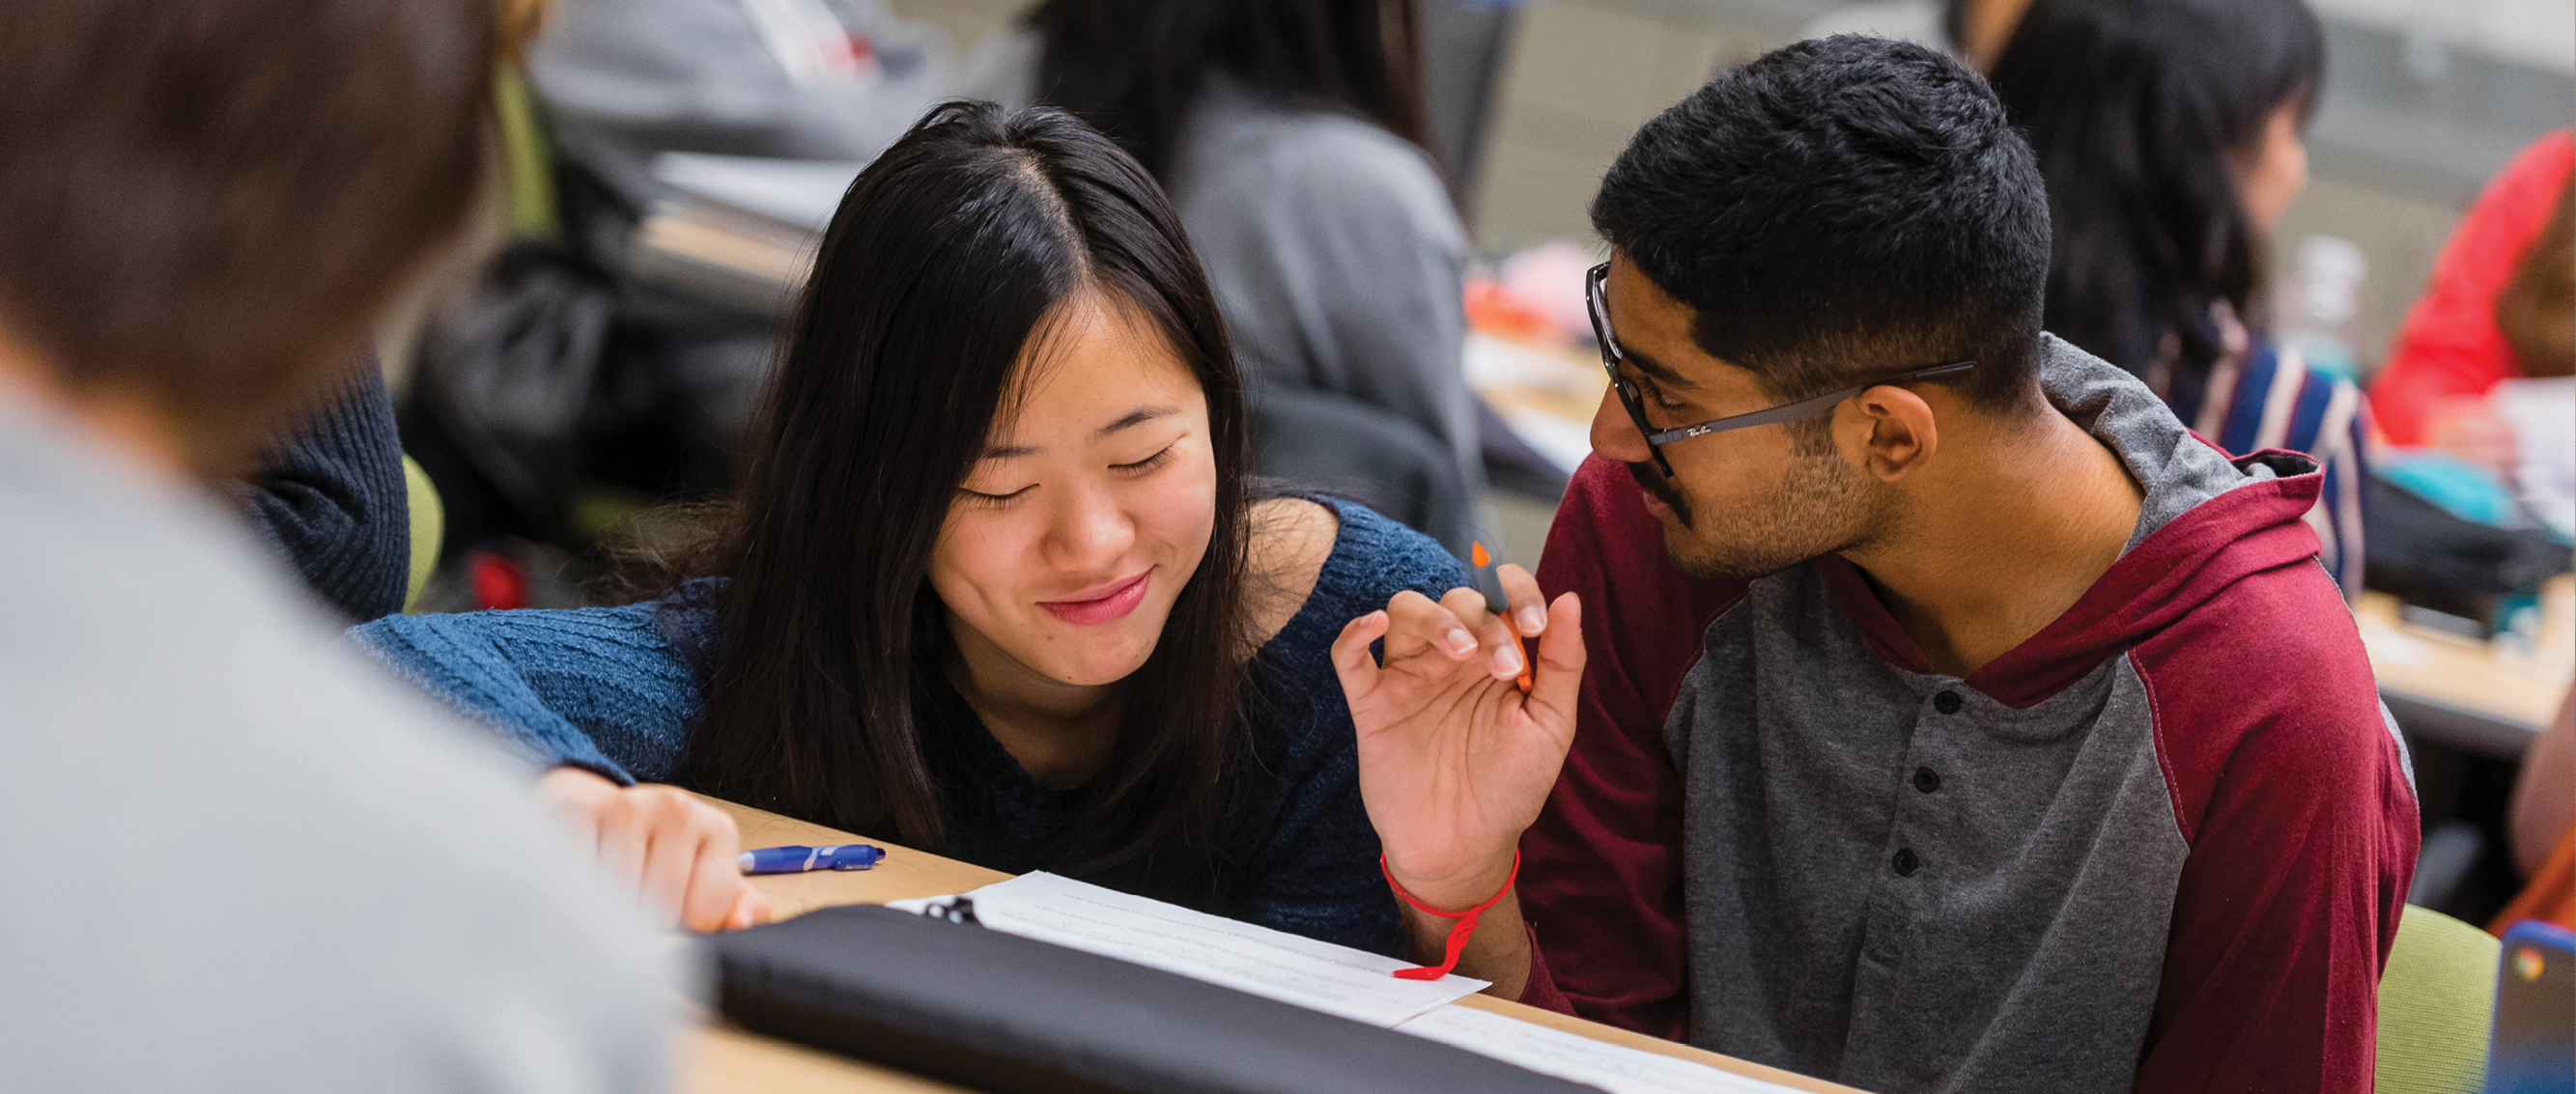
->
[1626,459,1691,526]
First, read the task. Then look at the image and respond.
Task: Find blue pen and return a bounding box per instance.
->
[738,843,884,874]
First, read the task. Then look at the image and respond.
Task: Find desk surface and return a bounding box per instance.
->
[2356,579,2572,758]
[684,798,1860,1094]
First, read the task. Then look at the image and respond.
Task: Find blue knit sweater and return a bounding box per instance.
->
[347,498,1467,955]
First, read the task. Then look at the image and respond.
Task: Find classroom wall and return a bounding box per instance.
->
[889,0,2574,371]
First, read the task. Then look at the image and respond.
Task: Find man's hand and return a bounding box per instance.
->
[1333,565,1583,911]
[536,768,771,933]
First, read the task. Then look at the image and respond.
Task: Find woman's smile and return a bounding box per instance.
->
[1038,570,1154,626]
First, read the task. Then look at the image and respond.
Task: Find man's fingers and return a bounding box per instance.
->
[1331,609,1390,700]
[1525,592,1587,737]
[1439,587,1521,681]
[1387,589,1478,661]
[1495,564,1547,637]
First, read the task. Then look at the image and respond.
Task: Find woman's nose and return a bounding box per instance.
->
[1043,479,1135,567]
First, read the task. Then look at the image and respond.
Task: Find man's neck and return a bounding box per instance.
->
[1840,405,2143,678]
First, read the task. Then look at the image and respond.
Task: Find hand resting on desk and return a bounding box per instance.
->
[537,768,771,934]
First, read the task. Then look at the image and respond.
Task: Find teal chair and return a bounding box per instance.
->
[2378,906,2501,1094]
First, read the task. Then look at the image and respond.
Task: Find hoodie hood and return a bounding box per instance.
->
[1826,335,2330,708]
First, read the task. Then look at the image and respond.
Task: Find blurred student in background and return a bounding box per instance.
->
[527,0,949,210]
[971,0,1485,549]
[2369,131,2576,468]
[1991,0,2373,597]
[1798,0,2033,70]
[354,103,1470,954]
[0,1,680,1089]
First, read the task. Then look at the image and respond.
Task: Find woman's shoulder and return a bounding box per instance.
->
[1298,496,1473,630]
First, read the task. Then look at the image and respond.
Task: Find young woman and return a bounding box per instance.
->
[967,0,1487,548]
[350,102,1472,951]
[1990,0,2373,597]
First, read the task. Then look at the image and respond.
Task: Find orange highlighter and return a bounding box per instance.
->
[1470,542,1535,693]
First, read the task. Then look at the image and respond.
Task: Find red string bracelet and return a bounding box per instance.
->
[1380,851,1519,980]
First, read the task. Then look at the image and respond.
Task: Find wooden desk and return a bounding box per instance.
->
[2358,577,2574,759]
[684,798,1860,1094]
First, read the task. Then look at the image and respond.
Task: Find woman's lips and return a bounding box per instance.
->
[1038,571,1152,626]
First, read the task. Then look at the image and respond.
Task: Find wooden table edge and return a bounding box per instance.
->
[690,796,1866,1094]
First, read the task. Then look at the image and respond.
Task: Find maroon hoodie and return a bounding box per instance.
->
[1521,338,2418,1094]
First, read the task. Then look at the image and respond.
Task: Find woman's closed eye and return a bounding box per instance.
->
[959,483,1034,507]
[1113,444,1177,476]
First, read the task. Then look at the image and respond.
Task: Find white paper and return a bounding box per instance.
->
[884,872,1486,1027]
[1398,1004,1810,1094]
[2493,377,2576,540]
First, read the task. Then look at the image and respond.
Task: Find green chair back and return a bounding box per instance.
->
[2378,905,2501,1094]
[494,66,558,240]
[402,456,445,614]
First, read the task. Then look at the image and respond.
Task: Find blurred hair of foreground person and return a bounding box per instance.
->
[0,2,686,1090]
[350,101,1473,953]
[1991,0,2374,599]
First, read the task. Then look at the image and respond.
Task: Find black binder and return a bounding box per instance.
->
[708,903,1603,1094]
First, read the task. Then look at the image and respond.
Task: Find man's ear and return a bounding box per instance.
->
[1843,385,1939,482]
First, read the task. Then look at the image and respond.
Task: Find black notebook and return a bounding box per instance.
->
[707,903,1603,1094]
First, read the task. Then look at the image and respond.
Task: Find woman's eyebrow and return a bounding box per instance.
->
[1094,405,1177,437]
[979,405,1177,460]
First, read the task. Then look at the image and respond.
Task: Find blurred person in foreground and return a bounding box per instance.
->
[1336,37,2416,1094]
[0,2,686,1088]
[971,0,1486,549]
[2368,131,2575,472]
[1990,0,2373,599]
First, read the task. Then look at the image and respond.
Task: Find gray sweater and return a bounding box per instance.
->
[1168,75,1487,513]
[0,397,684,1091]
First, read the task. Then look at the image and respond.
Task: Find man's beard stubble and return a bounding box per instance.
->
[1628,432,1888,582]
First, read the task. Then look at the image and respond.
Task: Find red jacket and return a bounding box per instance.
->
[2369,130,2575,445]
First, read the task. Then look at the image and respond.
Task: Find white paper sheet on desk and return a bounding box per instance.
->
[1398,1005,1808,1094]
[884,871,1486,1027]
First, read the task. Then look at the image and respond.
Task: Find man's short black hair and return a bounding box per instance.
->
[1591,35,2051,412]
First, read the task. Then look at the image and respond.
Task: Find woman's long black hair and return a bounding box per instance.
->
[672,102,1257,903]
[1989,0,2322,389]
[1025,0,1434,183]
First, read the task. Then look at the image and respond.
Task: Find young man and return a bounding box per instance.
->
[0,2,688,1088]
[1336,36,2418,1094]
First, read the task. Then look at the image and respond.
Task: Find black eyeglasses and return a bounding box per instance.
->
[1586,263,1976,478]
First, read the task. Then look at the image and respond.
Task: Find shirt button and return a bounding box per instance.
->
[1912,767,1941,793]
[1893,848,1921,876]
[1934,690,1963,715]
